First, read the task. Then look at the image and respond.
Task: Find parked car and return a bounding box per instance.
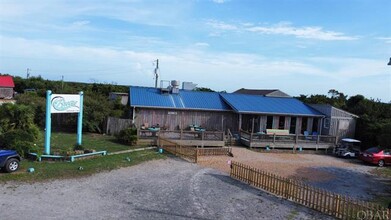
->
[359,147,391,167]
[0,149,21,173]
[334,138,361,158]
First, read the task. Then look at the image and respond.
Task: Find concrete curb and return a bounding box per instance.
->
[107,147,157,155]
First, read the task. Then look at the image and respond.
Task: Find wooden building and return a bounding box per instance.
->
[309,104,358,140]
[130,86,238,132]
[0,75,15,99]
[128,84,357,148]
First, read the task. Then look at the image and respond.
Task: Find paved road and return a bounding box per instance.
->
[0,158,331,220]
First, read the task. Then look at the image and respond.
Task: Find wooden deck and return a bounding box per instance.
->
[240,130,337,150]
[138,129,225,147]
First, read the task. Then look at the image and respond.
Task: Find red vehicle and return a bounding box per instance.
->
[359,147,391,167]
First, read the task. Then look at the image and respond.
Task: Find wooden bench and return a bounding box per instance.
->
[266,129,290,135]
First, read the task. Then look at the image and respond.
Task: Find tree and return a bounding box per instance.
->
[0,103,41,156]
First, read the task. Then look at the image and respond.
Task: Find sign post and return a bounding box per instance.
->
[44,90,52,155]
[44,91,83,155]
[77,92,84,146]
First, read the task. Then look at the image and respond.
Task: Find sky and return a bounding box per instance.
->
[0,0,390,102]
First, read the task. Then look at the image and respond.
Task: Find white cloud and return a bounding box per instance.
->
[212,0,228,3]
[72,20,90,27]
[206,20,238,31]
[376,37,391,44]
[194,42,209,47]
[0,36,389,101]
[207,20,358,41]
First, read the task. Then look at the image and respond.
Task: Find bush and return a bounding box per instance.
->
[0,127,41,156]
[116,128,138,145]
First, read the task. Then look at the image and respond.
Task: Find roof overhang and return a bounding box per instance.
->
[236,110,325,117]
[130,105,232,112]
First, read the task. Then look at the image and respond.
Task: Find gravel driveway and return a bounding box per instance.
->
[198,147,391,201]
[0,157,332,220]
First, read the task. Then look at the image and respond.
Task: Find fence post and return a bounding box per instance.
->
[248,167,255,185]
[335,194,341,218]
[273,134,276,144]
[285,179,292,199]
[316,135,320,144]
[195,148,198,163]
[180,129,183,140]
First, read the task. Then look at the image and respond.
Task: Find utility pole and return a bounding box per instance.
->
[61,75,64,92]
[154,59,159,88]
[26,68,30,79]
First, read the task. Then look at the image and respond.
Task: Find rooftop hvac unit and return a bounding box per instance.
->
[182,82,197,90]
[171,80,180,88]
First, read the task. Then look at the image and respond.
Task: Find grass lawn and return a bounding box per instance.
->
[37,131,143,153]
[372,167,391,207]
[0,150,166,182]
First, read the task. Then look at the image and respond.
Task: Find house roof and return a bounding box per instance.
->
[0,76,15,88]
[309,104,359,118]
[129,86,231,111]
[234,88,291,97]
[130,86,324,117]
[220,93,324,117]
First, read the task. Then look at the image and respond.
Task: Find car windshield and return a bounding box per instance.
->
[366,147,381,153]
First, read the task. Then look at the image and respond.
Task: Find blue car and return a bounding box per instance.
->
[0,149,21,173]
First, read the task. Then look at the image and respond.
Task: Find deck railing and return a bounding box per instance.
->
[158,137,232,163]
[240,130,337,145]
[231,161,391,220]
[142,130,225,141]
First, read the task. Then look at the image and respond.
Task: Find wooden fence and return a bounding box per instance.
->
[230,161,390,220]
[105,117,132,135]
[158,137,232,163]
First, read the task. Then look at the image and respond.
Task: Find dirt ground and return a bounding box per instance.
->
[0,158,332,220]
[197,147,391,201]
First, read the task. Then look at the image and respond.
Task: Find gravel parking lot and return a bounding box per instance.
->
[198,147,391,201]
[0,157,331,220]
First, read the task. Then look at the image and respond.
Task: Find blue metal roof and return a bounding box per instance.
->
[130,86,231,111]
[220,93,324,117]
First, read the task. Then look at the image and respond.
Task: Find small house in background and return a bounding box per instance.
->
[234,88,291,98]
[0,75,16,105]
[109,92,129,105]
[309,104,358,140]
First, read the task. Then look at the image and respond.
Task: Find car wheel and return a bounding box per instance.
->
[378,160,385,167]
[5,158,19,173]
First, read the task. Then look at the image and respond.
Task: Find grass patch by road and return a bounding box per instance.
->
[37,131,141,153]
[0,150,166,182]
[372,167,391,178]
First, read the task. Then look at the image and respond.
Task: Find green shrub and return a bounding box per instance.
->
[116,128,138,145]
[0,127,41,156]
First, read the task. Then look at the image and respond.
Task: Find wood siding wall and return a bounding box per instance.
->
[310,104,357,139]
[134,108,239,132]
[0,88,13,99]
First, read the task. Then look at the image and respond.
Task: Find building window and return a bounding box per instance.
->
[266,116,273,129]
[301,117,308,134]
[312,118,319,133]
[278,116,285,129]
[290,117,297,134]
[324,118,330,129]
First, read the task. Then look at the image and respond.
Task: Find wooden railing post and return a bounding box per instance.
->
[295,134,298,144]
[316,135,320,144]
[273,134,276,144]
[180,129,183,140]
